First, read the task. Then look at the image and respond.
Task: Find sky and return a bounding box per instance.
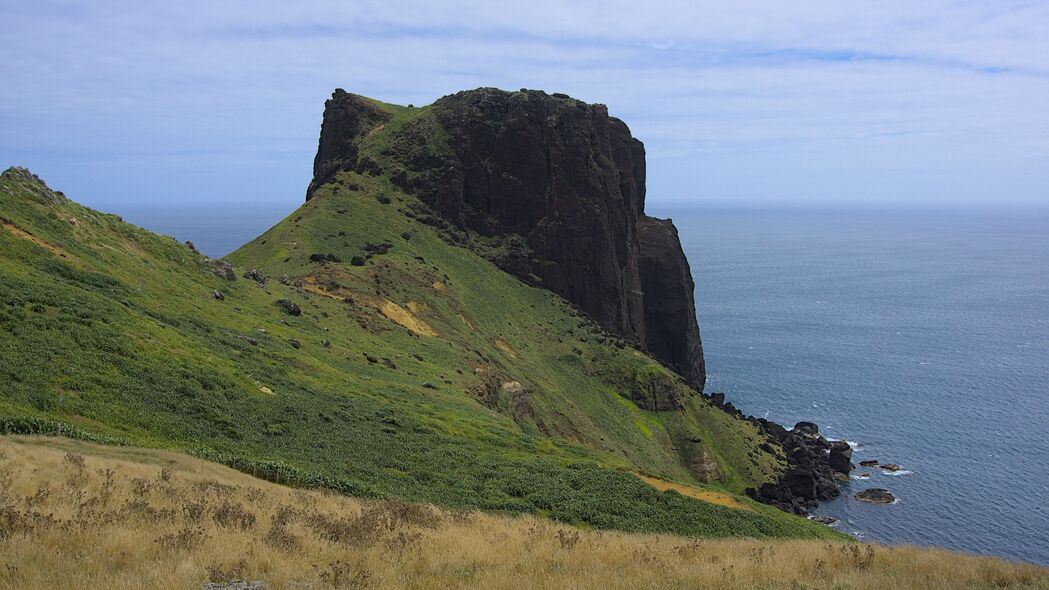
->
[2,1,1048,210]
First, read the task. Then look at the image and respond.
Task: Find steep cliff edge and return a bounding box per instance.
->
[638,217,706,390]
[307,88,706,391]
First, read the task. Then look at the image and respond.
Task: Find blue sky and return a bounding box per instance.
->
[2,0,1048,209]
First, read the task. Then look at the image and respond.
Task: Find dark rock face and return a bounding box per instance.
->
[637,217,705,391]
[306,88,705,390]
[425,89,649,348]
[306,90,391,199]
[829,441,854,474]
[793,421,820,437]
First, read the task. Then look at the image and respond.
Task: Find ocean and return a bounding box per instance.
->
[660,207,1049,566]
[115,203,1049,566]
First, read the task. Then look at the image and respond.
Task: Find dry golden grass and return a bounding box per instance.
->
[0,436,1045,590]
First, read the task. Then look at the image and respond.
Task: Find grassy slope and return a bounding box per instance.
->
[0,164,833,540]
[2,436,1046,590]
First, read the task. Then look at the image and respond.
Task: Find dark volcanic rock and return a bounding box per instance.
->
[307,87,705,389]
[275,299,301,316]
[793,421,819,437]
[309,253,341,263]
[637,217,706,391]
[244,268,266,284]
[855,488,896,504]
[783,468,818,500]
[880,463,902,472]
[859,459,879,467]
[212,260,237,281]
[306,89,392,198]
[829,440,854,474]
[743,415,844,515]
[420,89,649,345]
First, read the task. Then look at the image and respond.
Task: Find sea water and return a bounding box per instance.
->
[117,202,1049,565]
[659,207,1049,566]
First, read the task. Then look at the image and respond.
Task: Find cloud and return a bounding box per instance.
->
[1,0,1047,206]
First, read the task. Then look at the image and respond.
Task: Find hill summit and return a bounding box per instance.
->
[308,88,706,391]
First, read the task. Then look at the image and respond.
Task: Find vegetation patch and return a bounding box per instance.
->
[0,437,1042,590]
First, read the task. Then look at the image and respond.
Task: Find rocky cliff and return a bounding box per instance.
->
[307,88,706,392]
[638,217,706,389]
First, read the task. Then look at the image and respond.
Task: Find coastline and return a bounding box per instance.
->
[704,392,852,515]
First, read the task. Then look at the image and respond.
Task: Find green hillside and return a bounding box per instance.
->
[0,164,839,540]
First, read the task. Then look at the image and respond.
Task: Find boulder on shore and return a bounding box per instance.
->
[855,488,896,504]
[793,421,819,437]
[829,440,853,474]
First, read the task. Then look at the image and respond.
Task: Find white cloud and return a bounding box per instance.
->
[1,0,1047,205]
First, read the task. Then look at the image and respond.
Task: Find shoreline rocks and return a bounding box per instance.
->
[703,390,902,514]
[740,417,847,515]
[829,440,854,474]
[855,488,896,504]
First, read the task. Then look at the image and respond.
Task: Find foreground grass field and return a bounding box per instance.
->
[1,436,1045,589]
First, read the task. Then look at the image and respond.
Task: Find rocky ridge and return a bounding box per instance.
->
[307,88,706,392]
[304,87,864,515]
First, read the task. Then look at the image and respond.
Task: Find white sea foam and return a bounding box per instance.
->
[825,437,860,450]
[883,470,913,476]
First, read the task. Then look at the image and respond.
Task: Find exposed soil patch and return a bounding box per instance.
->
[494,339,516,358]
[379,300,436,336]
[2,220,71,259]
[635,474,754,512]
